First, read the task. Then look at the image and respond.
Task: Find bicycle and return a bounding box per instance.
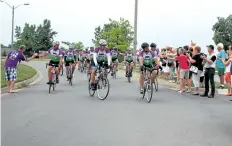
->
[46,64,57,93]
[126,62,133,83]
[141,67,153,103]
[88,64,110,100]
[67,62,73,86]
[111,61,117,79]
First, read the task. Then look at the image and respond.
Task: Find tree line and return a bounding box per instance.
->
[1,14,231,56]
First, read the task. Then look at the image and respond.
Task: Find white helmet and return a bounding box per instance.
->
[99,39,107,46]
[69,45,74,49]
[53,41,60,46]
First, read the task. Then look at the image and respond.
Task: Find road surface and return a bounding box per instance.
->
[2,62,232,146]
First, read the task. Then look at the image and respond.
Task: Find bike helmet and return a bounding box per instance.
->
[99,39,107,46]
[141,42,149,49]
[85,48,88,51]
[113,47,118,51]
[69,45,74,49]
[53,41,60,46]
[150,43,156,48]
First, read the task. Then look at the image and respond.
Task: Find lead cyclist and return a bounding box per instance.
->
[90,39,111,90]
[38,41,63,84]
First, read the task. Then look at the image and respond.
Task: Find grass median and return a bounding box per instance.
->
[1,61,37,88]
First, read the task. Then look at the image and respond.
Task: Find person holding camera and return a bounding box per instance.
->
[200,45,216,98]
[187,46,203,95]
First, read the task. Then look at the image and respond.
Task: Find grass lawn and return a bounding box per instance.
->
[1,61,37,88]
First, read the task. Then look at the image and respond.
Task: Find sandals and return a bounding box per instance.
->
[224,93,232,96]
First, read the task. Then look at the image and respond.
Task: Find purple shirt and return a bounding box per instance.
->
[4,50,26,68]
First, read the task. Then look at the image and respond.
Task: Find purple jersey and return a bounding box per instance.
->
[4,50,26,68]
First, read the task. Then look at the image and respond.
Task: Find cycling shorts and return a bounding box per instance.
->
[49,60,60,67]
[65,60,75,66]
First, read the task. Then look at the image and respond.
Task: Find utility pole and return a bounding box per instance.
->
[133,0,138,55]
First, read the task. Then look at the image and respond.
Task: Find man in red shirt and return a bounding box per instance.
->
[168,48,190,93]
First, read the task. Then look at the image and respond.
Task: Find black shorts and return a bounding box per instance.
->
[189,71,192,79]
[65,60,75,66]
[49,60,59,67]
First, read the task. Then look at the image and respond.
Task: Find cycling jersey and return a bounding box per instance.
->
[151,50,159,58]
[64,50,76,62]
[139,50,155,67]
[125,52,134,63]
[92,47,111,68]
[110,50,119,61]
[48,48,63,62]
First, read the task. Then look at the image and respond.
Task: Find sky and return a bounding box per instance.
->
[1,0,232,51]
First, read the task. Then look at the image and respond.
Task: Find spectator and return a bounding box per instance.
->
[223,55,232,96]
[187,46,203,95]
[176,48,180,83]
[183,45,193,92]
[160,48,169,78]
[167,47,176,83]
[168,48,189,93]
[216,43,226,89]
[4,45,37,93]
[200,45,216,98]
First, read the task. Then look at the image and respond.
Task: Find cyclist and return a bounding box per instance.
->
[39,41,63,84]
[88,47,95,73]
[139,42,159,94]
[110,47,121,76]
[124,48,135,77]
[90,39,111,90]
[150,43,162,71]
[64,45,77,80]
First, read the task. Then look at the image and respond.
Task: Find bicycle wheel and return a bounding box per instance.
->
[142,83,146,99]
[88,79,95,97]
[127,68,131,83]
[49,84,52,93]
[154,77,158,92]
[53,83,56,91]
[113,67,116,79]
[146,80,153,103]
[97,77,110,100]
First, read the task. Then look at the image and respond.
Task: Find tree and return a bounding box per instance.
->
[212,14,232,49]
[14,19,57,55]
[92,18,134,52]
[62,41,85,50]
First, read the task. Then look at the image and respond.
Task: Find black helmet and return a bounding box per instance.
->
[150,43,156,48]
[113,47,118,51]
[141,42,149,49]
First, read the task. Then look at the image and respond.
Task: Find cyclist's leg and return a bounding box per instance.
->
[55,64,60,80]
[65,61,69,79]
[151,69,158,83]
[140,67,145,93]
[116,59,119,71]
[47,61,55,84]
[72,61,76,74]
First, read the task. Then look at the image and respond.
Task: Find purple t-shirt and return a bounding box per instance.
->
[4,50,26,68]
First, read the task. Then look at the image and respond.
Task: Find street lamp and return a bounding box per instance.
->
[133,0,138,55]
[1,1,29,49]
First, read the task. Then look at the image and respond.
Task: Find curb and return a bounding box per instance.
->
[1,70,41,94]
[130,72,226,95]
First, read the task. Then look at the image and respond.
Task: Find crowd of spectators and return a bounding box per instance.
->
[156,43,232,98]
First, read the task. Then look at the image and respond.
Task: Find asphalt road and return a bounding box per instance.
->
[1,62,232,146]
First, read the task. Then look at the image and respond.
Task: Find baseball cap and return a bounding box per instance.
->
[207,45,214,50]
[19,45,26,50]
[217,43,224,49]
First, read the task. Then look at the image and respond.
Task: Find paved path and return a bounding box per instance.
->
[1,62,232,146]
